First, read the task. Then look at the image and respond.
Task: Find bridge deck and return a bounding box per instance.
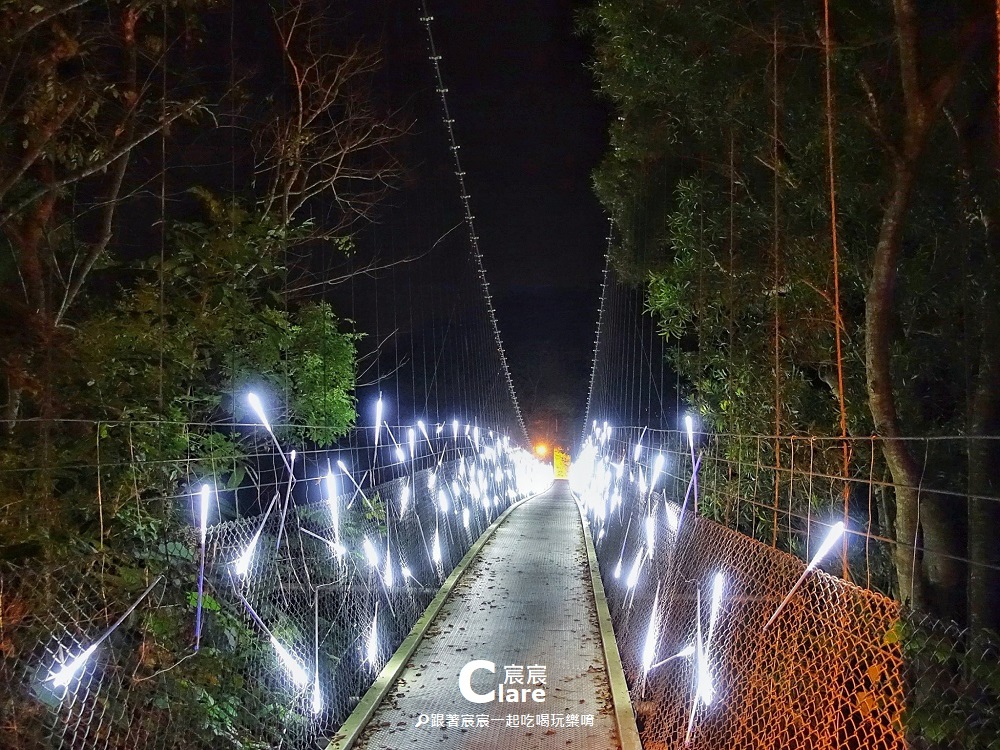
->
[352,481,623,749]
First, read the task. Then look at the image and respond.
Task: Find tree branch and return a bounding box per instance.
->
[0,101,200,229]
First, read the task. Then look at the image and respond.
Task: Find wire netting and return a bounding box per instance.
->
[0,420,542,750]
[574,426,1000,750]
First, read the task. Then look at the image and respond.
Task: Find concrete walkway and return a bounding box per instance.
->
[354,481,622,749]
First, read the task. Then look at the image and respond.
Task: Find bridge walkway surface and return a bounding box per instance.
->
[333,480,639,750]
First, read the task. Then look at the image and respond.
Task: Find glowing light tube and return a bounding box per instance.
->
[363,537,379,568]
[383,546,393,587]
[764,521,846,630]
[626,549,644,589]
[247,392,272,433]
[417,420,434,455]
[651,453,665,491]
[366,605,379,666]
[384,423,405,463]
[432,530,442,563]
[47,576,163,688]
[234,494,279,576]
[271,635,308,687]
[648,645,695,672]
[246,393,292,472]
[300,528,346,558]
[324,469,340,547]
[707,572,725,646]
[194,484,212,651]
[641,588,660,674]
[313,589,322,714]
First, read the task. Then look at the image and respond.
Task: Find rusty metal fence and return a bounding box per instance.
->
[0,419,541,750]
[574,425,1000,750]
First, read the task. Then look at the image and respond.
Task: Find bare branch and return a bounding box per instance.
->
[0,101,200,229]
[255,0,407,241]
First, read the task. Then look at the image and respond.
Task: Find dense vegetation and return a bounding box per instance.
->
[0,1,400,744]
[582,0,1000,631]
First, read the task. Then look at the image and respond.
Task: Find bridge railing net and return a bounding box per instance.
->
[576,426,1000,750]
[0,420,536,750]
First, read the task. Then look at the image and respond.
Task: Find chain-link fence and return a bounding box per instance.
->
[574,425,1000,749]
[0,419,541,750]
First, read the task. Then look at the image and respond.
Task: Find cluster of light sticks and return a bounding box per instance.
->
[571,416,846,744]
[45,392,547,719]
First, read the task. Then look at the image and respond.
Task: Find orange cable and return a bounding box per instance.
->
[822,0,852,580]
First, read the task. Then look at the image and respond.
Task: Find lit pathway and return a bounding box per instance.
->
[349,480,624,749]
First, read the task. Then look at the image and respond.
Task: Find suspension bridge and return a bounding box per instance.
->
[1,3,997,750]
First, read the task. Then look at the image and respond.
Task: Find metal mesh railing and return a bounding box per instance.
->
[573,426,1000,750]
[0,420,545,750]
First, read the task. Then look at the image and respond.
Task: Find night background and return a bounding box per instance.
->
[332,0,610,450]
[2,1,1000,748]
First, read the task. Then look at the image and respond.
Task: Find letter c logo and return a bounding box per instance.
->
[459,660,496,703]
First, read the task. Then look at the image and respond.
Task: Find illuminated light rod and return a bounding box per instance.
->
[363,537,379,568]
[194,484,213,651]
[271,636,309,687]
[300,528,346,558]
[764,521,846,630]
[366,604,379,667]
[684,590,708,745]
[384,423,406,463]
[236,589,308,687]
[707,572,725,645]
[311,584,323,714]
[431,530,442,564]
[337,460,373,512]
[676,453,703,534]
[399,482,411,518]
[626,548,644,589]
[648,645,695,672]
[650,453,665,492]
[633,426,647,462]
[246,393,292,472]
[47,576,164,688]
[641,586,661,675]
[384,546,394,587]
[417,420,435,456]
[234,493,279,576]
[372,395,384,470]
[324,469,340,548]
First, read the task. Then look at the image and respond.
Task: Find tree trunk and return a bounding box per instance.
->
[966,262,1000,632]
[865,162,926,610]
[866,0,977,618]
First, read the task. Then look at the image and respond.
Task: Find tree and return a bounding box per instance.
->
[581,0,1000,627]
[0,0,211,423]
[256,0,406,244]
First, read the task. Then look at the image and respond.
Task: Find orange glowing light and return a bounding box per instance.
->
[534,444,549,458]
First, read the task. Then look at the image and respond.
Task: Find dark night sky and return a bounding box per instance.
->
[350,0,611,447]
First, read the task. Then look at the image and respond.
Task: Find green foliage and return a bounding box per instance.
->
[0,194,358,745]
[583,0,1000,740]
[581,0,998,532]
[896,620,1000,749]
[74,196,358,443]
